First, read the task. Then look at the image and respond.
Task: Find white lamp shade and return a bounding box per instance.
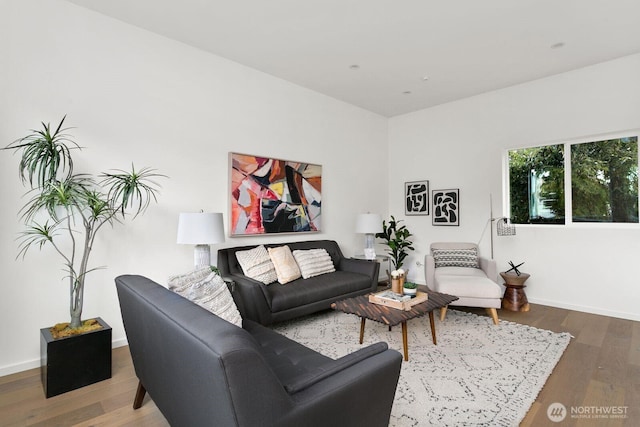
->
[177,212,225,245]
[355,213,383,234]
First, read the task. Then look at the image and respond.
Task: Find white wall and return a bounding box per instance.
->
[0,0,389,375]
[389,54,640,321]
[3,0,639,378]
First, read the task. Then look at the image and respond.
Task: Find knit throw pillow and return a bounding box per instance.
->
[432,248,479,268]
[235,245,278,285]
[168,267,242,327]
[292,248,336,279]
[268,245,302,284]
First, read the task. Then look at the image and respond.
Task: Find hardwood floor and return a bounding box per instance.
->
[459,305,640,427]
[0,346,168,427]
[0,304,638,426]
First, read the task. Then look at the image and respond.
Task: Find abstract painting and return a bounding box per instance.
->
[432,189,459,226]
[405,180,429,215]
[230,153,322,235]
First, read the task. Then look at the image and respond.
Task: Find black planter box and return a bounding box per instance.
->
[40,317,112,398]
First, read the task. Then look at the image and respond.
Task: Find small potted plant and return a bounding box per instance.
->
[403,281,418,297]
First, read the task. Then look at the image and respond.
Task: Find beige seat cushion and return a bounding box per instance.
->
[435,270,502,299]
[435,266,486,278]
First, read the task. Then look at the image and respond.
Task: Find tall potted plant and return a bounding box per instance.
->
[4,116,164,396]
[376,215,414,270]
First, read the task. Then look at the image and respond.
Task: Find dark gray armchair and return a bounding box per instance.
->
[115,275,402,427]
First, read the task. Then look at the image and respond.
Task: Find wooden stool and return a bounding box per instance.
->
[500,272,530,312]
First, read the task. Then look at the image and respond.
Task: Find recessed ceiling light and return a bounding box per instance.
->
[550,42,565,49]
[349,64,360,70]
[422,75,429,81]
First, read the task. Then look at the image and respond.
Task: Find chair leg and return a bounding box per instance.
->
[486,308,499,325]
[439,306,448,321]
[133,380,147,409]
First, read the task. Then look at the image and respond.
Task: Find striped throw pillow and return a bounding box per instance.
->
[432,248,479,268]
[292,249,336,279]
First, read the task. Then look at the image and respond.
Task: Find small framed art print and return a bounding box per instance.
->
[432,188,459,226]
[405,180,429,215]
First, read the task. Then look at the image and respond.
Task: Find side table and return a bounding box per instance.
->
[500,272,530,312]
[353,254,390,285]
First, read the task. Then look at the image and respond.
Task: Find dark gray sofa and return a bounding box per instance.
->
[115,274,402,427]
[217,240,379,325]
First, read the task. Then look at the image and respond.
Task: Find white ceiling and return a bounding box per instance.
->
[65,0,640,117]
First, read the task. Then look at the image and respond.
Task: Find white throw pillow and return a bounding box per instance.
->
[168,267,242,327]
[235,245,278,285]
[268,245,302,284]
[292,248,336,279]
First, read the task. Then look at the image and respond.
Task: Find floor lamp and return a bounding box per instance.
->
[479,195,516,259]
[491,217,516,259]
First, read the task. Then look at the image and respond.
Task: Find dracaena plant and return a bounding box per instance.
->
[4,116,165,329]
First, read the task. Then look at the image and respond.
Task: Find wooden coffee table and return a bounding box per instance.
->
[331,286,458,361]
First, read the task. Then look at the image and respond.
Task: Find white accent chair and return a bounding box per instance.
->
[425,242,502,325]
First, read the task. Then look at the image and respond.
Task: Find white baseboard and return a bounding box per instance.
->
[112,337,128,349]
[413,280,639,322]
[527,297,640,322]
[397,282,639,322]
[0,338,129,378]
[0,358,41,378]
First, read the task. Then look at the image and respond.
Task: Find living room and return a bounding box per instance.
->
[1,0,639,425]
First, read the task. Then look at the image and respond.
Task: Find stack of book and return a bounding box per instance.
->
[369,290,428,311]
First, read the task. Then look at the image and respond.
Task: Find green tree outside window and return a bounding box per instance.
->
[571,137,638,223]
[508,136,638,225]
[508,144,565,224]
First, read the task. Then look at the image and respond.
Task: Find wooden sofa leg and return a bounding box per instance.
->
[133,381,147,409]
[439,306,448,321]
[487,308,499,325]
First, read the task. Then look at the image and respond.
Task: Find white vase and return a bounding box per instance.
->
[403,287,417,297]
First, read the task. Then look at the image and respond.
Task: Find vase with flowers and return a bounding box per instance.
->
[390,269,406,294]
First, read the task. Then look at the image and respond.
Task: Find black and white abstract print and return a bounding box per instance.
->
[432,188,459,226]
[405,180,429,215]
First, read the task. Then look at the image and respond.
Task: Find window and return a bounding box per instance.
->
[508,145,565,224]
[508,135,639,225]
[571,137,638,223]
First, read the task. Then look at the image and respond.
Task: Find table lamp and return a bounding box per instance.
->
[355,213,382,260]
[177,212,225,267]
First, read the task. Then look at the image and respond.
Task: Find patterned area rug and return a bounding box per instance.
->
[272,309,571,426]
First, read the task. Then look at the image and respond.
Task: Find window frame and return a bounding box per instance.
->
[504,129,640,228]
